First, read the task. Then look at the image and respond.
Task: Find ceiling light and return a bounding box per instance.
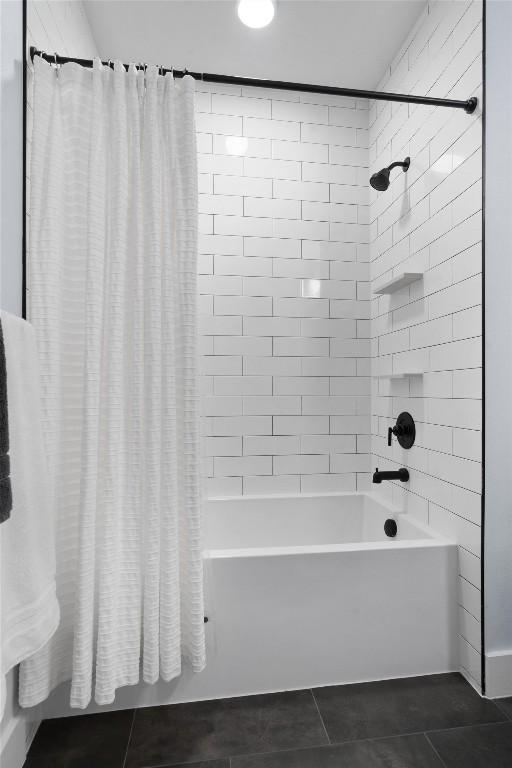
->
[237,0,275,29]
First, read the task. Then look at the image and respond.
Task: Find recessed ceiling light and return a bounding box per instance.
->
[237,0,275,29]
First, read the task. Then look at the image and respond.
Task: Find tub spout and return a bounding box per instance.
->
[373,467,409,483]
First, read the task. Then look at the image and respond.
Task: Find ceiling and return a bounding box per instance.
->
[84,0,426,89]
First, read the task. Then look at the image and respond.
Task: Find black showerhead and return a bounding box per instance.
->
[370,157,410,191]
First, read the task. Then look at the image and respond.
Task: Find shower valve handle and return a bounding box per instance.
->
[387,412,416,449]
[388,425,403,446]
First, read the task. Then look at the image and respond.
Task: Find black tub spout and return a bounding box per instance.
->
[373,467,409,484]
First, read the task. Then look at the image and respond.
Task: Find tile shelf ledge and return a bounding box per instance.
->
[373,272,423,295]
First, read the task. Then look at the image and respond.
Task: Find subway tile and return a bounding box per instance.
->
[273,179,329,202]
[330,145,368,167]
[215,255,273,277]
[300,435,357,454]
[214,456,272,477]
[204,437,242,457]
[303,162,360,185]
[199,193,243,216]
[204,416,271,436]
[243,474,300,495]
[214,175,272,197]
[206,477,243,496]
[274,219,330,240]
[302,201,358,224]
[302,241,357,261]
[301,473,357,493]
[274,454,329,476]
[214,295,273,316]
[245,237,301,259]
[214,376,272,396]
[301,279,356,300]
[242,396,301,415]
[302,357,357,376]
[243,435,300,455]
[214,215,274,237]
[200,315,242,336]
[272,139,328,163]
[196,113,242,136]
[301,123,356,146]
[243,316,300,336]
[214,336,272,356]
[243,277,300,298]
[273,337,330,357]
[202,397,243,417]
[211,93,271,118]
[201,356,242,376]
[274,377,330,396]
[199,234,243,255]
[274,259,329,280]
[244,197,301,220]
[274,416,330,435]
[330,453,369,473]
[244,157,301,180]
[274,297,329,318]
[272,100,329,124]
[243,116,300,141]
[243,356,302,376]
[331,339,371,358]
[302,397,357,416]
[199,275,243,295]
[300,318,357,337]
[213,134,271,159]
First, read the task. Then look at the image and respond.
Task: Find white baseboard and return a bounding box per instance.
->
[485,650,512,698]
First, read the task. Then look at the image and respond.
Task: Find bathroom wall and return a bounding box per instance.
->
[484,0,512,699]
[369,0,483,688]
[196,84,371,497]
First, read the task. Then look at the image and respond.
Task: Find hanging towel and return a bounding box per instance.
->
[0,319,12,523]
[0,312,60,717]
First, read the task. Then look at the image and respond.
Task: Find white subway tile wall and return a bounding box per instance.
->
[197,83,370,497]
[369,0,483,687]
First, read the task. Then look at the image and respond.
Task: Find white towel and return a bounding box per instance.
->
[0,312,60,718]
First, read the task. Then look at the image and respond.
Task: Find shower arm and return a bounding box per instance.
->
[387,160,410,172]
[29,47,478,115]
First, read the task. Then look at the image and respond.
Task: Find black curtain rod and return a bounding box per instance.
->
[29,47,478,114]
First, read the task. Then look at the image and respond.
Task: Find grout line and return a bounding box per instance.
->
[310,688,331,745]
[143,718,512,768]
[423,732,449,768]
[121,709,136,768]
[493,700,512,722]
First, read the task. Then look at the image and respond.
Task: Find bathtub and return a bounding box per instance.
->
[43,492,459,715]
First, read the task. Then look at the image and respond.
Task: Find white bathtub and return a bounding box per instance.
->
[44,491,459,715]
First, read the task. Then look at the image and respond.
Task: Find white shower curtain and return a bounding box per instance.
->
[20,57,205,709]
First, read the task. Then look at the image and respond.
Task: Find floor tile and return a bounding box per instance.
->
[160,763,229,768]
[312,673,505,743]
[427,722,512,767]
[231,733,444,767]
[24,709,134,768]
[495,697,512,720]
[125,690,328,767]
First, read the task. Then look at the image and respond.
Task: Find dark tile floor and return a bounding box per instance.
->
[25,674,512,768]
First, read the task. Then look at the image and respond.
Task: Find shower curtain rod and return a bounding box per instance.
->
[30,47,478,114]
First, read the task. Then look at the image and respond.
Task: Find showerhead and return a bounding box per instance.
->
[370,157,410,191]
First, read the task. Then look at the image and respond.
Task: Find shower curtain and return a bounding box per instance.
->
[20,57,205,708]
